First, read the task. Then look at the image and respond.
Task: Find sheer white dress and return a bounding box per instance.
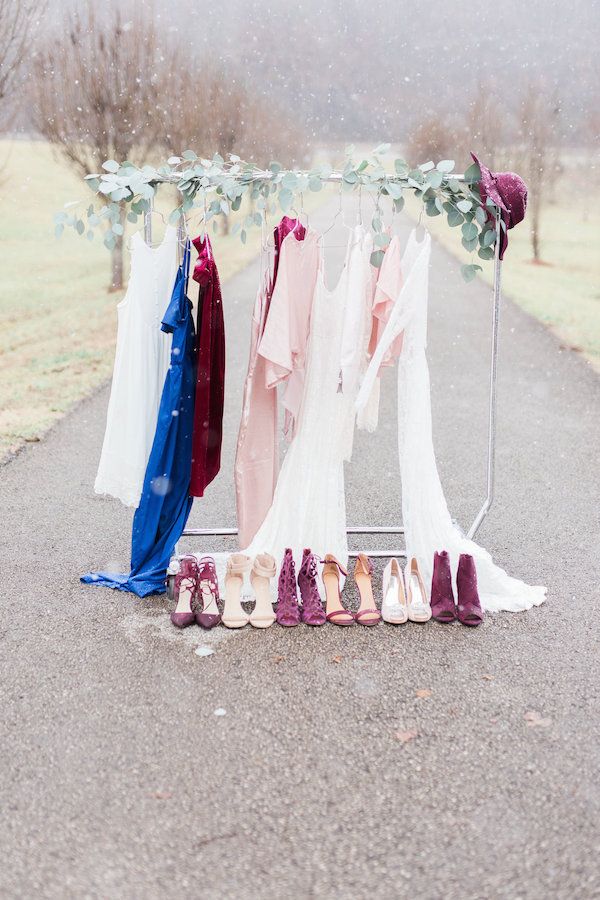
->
[244,226,373,571]
[356,229,547,613]
[95,227,178,507]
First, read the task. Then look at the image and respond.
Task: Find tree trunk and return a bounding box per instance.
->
[109,206,126,291]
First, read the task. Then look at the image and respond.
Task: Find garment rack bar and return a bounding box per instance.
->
[181,526,405,537]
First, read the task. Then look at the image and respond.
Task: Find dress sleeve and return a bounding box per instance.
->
[258,243,293,389]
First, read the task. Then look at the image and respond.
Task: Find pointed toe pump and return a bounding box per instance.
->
[381,557,408,624]
[170,555,198,629]
[222,553,252,628]
[196,555,221,629]
[249,553,278,628]
[456,553,484,626]
[354,553,381,626]
[276,548,301,627]
[298,548,326,626]
[405,557,432,623]
[430,550,456,623]
[322,554,354,626]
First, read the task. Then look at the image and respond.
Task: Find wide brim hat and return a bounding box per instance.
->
[471,152,528,259]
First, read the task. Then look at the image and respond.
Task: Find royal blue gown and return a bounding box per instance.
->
[82,243,196,596]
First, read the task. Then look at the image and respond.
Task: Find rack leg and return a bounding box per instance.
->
[144,196,153,245]
[467,220,502,540]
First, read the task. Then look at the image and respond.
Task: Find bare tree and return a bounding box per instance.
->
[31,2,177,290]
[513,81,562,263]
[463,80,510,171]
[405,115,462,167]
[0,0,40,128]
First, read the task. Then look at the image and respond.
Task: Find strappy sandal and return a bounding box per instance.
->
[276,548,301,627]
[322,554,354,626]
[249,553,278,628]
[405,557,432,623]
[354,553,381,626]
[170,555,198,629]
[196,555,221,630]
[222,553,252,628]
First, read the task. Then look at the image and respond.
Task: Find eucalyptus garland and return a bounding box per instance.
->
[55,143,501,282]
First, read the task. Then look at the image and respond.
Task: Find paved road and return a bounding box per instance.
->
[2,204,599,899]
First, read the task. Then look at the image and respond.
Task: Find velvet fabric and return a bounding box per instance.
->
[190,234,225,498]
[430,550,457,622]
[471,152,528,260]
[82,243,196,597]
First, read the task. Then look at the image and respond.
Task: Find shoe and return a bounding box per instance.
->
[222,553,252,628]
[196,555,221,629]
[456,554,484,626]
[430,550,457,623]
[249,553,277,628]
[298,548,326,626]
[276,548,301,627]
[353,553,381,626]
[170,555,198,628]
[381,557,408,624]
[405,557,432,622]
[322,554,354,626]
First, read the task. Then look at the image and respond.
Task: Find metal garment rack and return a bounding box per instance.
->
[144,172,503,559]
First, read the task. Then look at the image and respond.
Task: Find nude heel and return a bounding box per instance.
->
[323,554,353,626]
[405,557,432,623]
[249,553,277,628]
[381,557,408,624]
[353,553,381,626]
[222,553,252,628]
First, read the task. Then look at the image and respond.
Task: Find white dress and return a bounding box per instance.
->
[244,226,373,571]
[356,229,547,613]
[95,227,178,507]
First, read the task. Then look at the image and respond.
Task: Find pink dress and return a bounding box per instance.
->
[258,228,320,440]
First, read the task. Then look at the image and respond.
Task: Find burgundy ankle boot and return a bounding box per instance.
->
[276,548,301,627]
[298,548,326,626]
[430,550,456,623]
[456,554,484,626]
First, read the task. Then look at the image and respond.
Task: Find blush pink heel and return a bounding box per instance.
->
[353,553,381,626]
[323,554,354,626]
[249,553,278,628]
[222,553,252,629]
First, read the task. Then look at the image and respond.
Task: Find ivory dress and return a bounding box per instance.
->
[356,229,547,612]
[244,226,373,570]
[94,227,178,507]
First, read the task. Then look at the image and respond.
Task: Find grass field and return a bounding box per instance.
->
[405,160,600,371]
[0,139,321,459]
[1,140,598,459]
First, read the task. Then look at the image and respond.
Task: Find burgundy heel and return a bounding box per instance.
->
[298,548,326,626]
[456,554,484,626]
[276,548,301,627]
[196,555,221,629]
[431,550,457,623]
[170,555,198,628]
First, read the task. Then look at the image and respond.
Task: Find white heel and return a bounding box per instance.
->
[405,557,432,623]
[249,553,277,628]
[222,553,252,628]
[381,558,408,624]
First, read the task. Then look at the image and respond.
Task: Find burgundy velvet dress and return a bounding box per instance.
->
[190,235,225,497]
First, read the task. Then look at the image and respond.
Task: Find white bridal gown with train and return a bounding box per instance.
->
[356,228,546,612]
[244,225,373,570]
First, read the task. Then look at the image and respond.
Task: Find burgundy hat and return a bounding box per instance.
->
[470,152,528,259]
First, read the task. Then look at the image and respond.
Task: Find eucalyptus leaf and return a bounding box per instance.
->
[370,250,385,268]
[112,223,124,236]
[419,161,435,172]
[385,181,402,200]
[75,219,85,235]
[482,228,496,247]
[308,175,323,192]
[462,221,478,241]
[241,229,247,244]
[462,236,479,252]
[373,142,391,155]
[102,159,119,173]
[167,156,181,165]
[426,170,443,189]
[478,246,495,260]
[279,187,293,211]
[475,205,488,226]
[127,211,138,224]
[394,158,409,175]
[461,263,483,283]
[394,196,405,213]
[436,159,455,173]
[457,199,472,213]
[447,207,464,227]
[463,162,481,184]
[182,150,197,160]
[269,161,282,174]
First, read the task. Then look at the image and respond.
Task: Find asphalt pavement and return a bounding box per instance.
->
[1,203,599,899]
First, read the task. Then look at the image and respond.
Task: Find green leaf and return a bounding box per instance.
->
[457,199,472,213]
[281,172,298,190]
[463,162,481,184]
[426,199,441,217]
[482,228,496,247]
[475,206,488,226]
[447,178,462,193]
[461,263,483,283]
[462,236,479,252]
[102,159,119,173]
[461,221,478,241]
[373,142,391,155]
[478,246,495,260]
[279,188,293,211]
[112,223,124,236]
[169,208,182,225]
[394,158,409,175]
[437,159,455,173]
[269,161,282,174]
[374,232,391,248]
[394,196,405,213]
[357,159,369,172]
[370,250,385,268]
[343,170,358,184]
[54,223,64,238]
[167,156,181,165]
[308,175,323,192]
[241,229,247,244]
[447,207,464,227]
[231,195,242,211]
[75,219,85,235]
[86,230,94,242]
[419,160,435,172]
[385,181,403,200]
[182,150,198,161]
[426,170,443,189]
[127,211,138,224]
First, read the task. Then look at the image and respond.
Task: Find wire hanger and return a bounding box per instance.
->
[320,181,354,248]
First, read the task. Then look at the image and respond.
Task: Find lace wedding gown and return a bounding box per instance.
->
[244,226,372,569]
[356,229,547,613]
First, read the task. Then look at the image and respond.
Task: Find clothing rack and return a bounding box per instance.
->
[144,171,503,559]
